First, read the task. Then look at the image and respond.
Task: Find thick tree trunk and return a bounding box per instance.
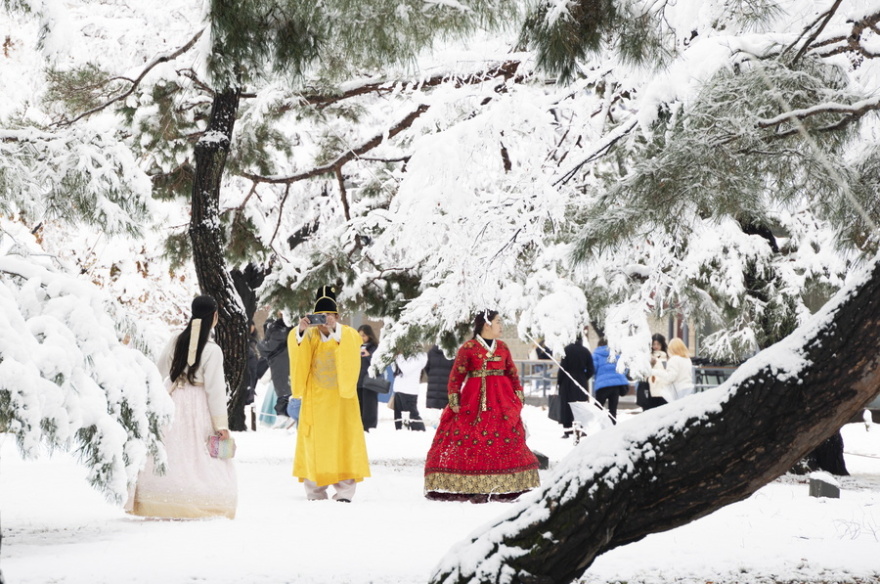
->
[430,258,880,584]
[229,264,267,428]
[189,87,249,432]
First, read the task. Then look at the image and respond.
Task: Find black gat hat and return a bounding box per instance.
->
[313,285,338,314]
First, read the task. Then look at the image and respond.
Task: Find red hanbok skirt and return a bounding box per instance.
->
[424,375,539,497]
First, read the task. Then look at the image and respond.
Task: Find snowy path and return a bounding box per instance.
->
[2,406,879,584]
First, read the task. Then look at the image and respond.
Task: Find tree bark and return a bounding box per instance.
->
[740,220,848,474]
[229,263,267,428]
[430,258,880,584]
[189,87,249,431]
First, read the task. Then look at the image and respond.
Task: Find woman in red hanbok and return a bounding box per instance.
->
[424,311,540,502]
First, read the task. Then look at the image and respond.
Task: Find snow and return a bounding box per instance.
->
[3,395,879,584]
[2,2,880,580]
[2,0,876,371]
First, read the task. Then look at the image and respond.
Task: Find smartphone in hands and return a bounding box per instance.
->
[306,314,327,325]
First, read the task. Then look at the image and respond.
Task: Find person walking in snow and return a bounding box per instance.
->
[126,294,237,519]
[424,344,454,410]
[592,337,629,424]
[638,333,669,410]
[258,313,297,425]
[555,334,595,438]
[356,324,380,431]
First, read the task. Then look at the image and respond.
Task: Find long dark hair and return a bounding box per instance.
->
[472,310,499,339]
[170,295,218,384]
[358,324,378,346]
[651,333,668,354]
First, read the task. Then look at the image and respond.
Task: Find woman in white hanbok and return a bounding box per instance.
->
[126,295,237,519]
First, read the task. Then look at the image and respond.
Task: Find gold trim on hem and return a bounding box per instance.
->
[424,469,540,494]
[129,499,236,520]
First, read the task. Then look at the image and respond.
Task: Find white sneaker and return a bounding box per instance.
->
[272,417,291,429]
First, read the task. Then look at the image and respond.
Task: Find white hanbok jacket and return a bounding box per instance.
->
[157,336,229,431]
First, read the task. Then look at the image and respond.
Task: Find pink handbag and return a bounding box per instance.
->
[206,435,236,459]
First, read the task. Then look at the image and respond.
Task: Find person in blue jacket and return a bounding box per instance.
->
[592,337,629,424]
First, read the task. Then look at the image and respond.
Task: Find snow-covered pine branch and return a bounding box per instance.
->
[0,126,154,237]
[0,221,172,503]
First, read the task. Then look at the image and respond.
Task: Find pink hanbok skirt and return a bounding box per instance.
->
[127,383,237,519]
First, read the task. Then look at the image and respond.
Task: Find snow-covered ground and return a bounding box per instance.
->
[2,392,879,584]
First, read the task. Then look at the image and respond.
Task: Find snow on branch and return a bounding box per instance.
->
[430,252,880,584]
[0,224,171,503]
[812,9,880,58]
[755,95,880,132]
[554,117,638,185]
[52,30,205,128]
[273,60,523,110]
[0,127,153,236]
[241,105,431,185]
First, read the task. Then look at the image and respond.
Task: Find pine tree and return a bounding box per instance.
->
[0,219,171,503]
[188,0,512,428]
[532,2,880,365]
[7,0,515,429]
[424,3,880,581]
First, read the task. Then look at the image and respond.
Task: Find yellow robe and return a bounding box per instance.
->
[289,324,371,486]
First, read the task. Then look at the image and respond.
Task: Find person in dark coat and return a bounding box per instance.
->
[556,335,595,437]
[258,314,294,421]
[245,321,269,406]
[356,324,380,431]
[424,345,454,410]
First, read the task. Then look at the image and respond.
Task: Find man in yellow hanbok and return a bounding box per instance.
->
[289,285,371,501]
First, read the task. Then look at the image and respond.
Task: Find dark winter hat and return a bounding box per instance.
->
[313,285,338,314]
[191,295,218,319]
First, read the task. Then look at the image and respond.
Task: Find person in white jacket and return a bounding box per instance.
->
[649,337,695,402]
[393,351,428,430]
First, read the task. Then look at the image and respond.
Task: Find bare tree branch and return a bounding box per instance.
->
[786,0,844,65]
[53,30,205,128]
[335,167,351,223]
[809,10,880,59]
[279,60,523,111]
[241,104,430,185]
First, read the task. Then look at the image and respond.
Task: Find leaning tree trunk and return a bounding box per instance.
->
[741,220,848,475]
[430,256,880,584]
[189,87,249,431]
